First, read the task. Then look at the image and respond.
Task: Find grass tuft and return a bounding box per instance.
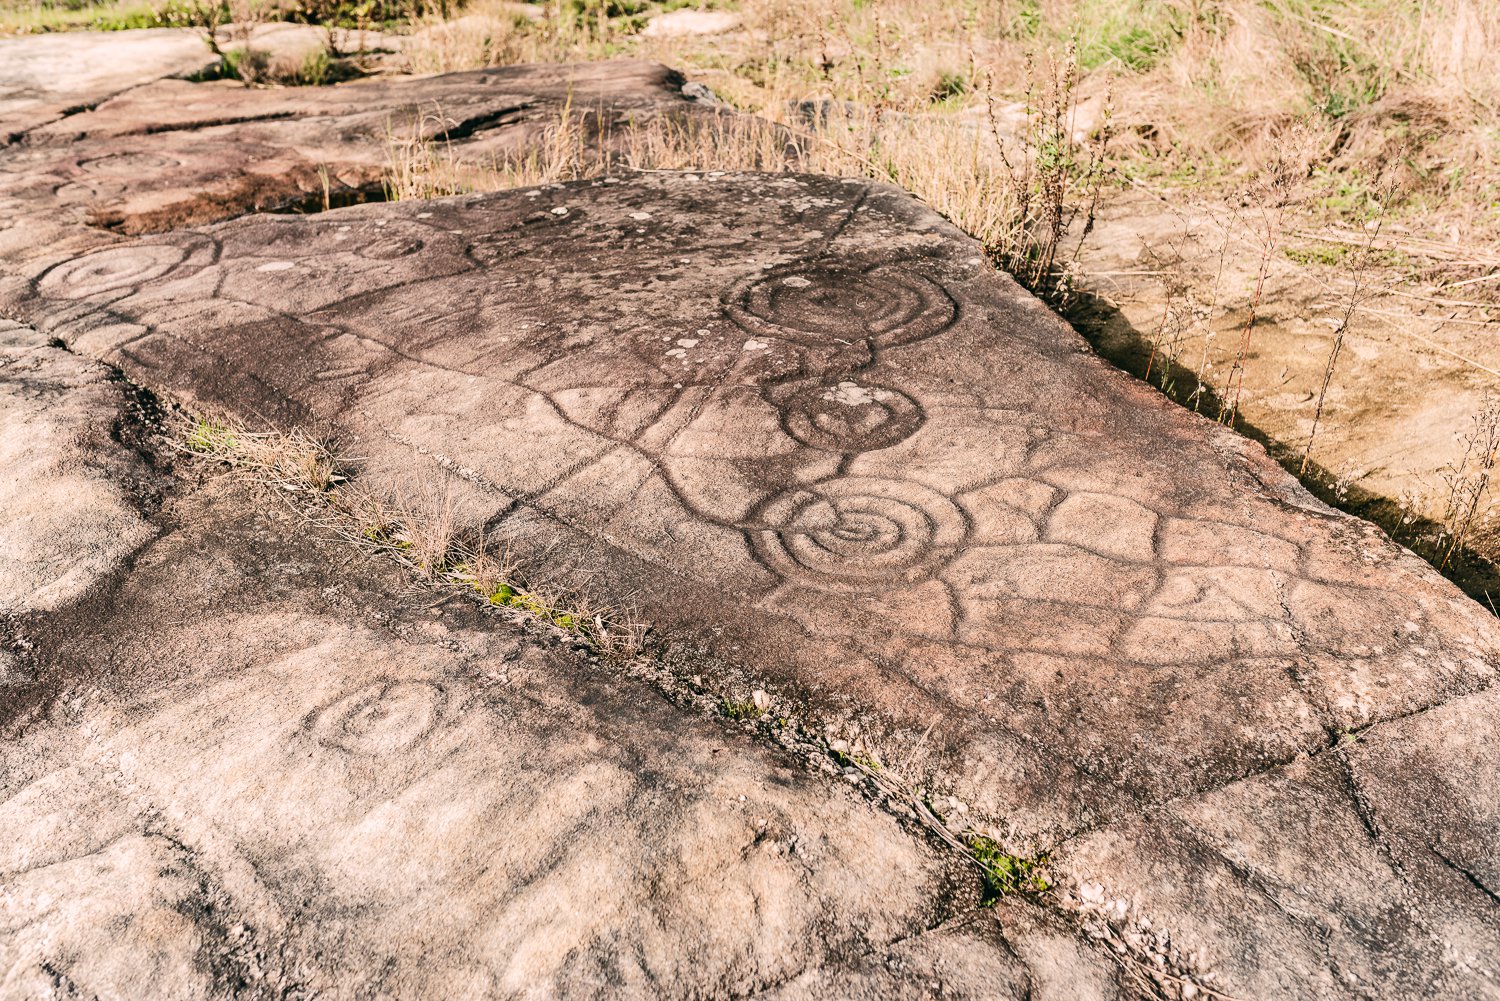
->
[175,412,645,656]
[720,697,763,720]
[181,415,341,492]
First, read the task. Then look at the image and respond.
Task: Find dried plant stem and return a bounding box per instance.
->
[1301,227,1386,476]
[1441,395,1500,568]
[1301,164,1403,475]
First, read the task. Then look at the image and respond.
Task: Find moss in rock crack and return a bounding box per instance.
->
[967,835,1051,906]
[479,582,577,631]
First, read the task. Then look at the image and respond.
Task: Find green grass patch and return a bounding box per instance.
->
[184,416,240,454]
[967,835,1051,905]
[0,0,174,33]
[719,697,763,720]
[1067,0,1212,72]
[1284,243,1350,267]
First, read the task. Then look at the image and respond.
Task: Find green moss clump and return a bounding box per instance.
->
[967,835,1052,905]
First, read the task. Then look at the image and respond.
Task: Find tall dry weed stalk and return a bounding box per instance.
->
[1218,120,1316,426]
[986,45,1110,299]
[383,106,470,201]
[1142,260,1190,390]
[1299,167,1402,476]
[1440,395,1500,568]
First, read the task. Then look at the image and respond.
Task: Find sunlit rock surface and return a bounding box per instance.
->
[1,53,1497,1001]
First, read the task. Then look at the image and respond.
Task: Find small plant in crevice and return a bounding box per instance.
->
[481,583,577,630]
[443,539,646,656]
[720,697,763,720]
[965,833,1052,905]
[829,745,881,772]
[719,687,776,722]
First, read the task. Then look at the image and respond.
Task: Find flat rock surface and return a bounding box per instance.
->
[2,49,1498,1000]
[0,60,705,247]
[0,28,216,141]
[0,318,159,619]
[0,472,1140,1000]
[643,9,742,37]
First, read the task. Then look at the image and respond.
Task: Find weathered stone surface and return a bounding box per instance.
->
[642,9,742,37]
[0,60,703,248]
[0,29,215,142]
[5,164,1498,995]
[0,319,158,618]
[0,478,1059,1000]
[3,49,1499,998]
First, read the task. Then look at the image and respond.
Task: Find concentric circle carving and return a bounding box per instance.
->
[724,262,956,348]
[38,244,188,299]
[780,379,924,452]
[309,679,447,755]
[78,151,179,175]
[751,476,966,589]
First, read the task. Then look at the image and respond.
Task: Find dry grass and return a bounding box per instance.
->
[176,412,646,656]
[179,413,342,491]
[396,0,1499,238]
[1440,395,1500,569]
[389,0,1500,311]
[382,60,1105,299]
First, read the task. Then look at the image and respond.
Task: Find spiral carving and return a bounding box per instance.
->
[309,679,448,755]
[78,152,179,175]
[38,244,189,300]
[751,476,966,589]
[724,263,956,348]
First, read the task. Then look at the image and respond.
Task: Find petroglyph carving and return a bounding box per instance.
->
[724,262,956,348]
[750,475,967,590]
[308,679,449,755]
[38,244,190,299]
[776,378,925,452]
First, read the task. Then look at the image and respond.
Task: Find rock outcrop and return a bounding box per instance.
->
[0,28,217,142]
[2,54,1498,1001]
[2,59,709,244]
